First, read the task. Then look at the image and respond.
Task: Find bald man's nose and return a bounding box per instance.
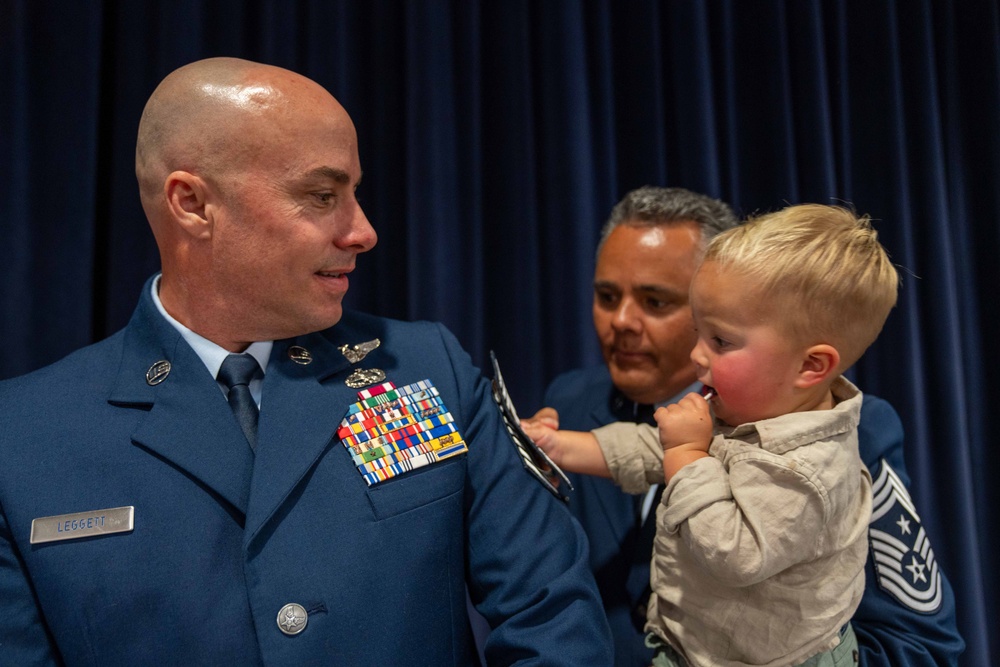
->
[340,202,377,252]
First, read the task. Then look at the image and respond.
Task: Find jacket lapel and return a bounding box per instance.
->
[243,331,360,545]
[108,288,255,516]
[107,288,389,541]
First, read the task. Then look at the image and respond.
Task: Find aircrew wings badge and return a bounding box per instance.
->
[868,459,943,613]
[336,379,468,485]
[489,351,572,502]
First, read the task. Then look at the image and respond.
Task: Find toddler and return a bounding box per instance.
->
[530,204,899,666]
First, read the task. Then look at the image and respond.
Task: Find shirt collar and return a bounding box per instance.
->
[150,274,272,379]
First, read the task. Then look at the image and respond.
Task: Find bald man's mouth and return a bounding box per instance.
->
[314,269,350,292]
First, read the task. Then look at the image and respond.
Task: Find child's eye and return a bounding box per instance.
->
[712,336,730,349]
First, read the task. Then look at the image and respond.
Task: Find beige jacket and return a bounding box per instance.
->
[594,377,872,667]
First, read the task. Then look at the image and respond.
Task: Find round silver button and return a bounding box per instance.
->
[277,603,308,636]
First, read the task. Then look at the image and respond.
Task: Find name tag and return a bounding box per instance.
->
[30,506,134,545]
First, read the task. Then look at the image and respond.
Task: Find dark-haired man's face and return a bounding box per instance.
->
[592,221,702,404]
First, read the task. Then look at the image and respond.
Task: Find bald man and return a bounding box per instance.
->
[0,58,612,666]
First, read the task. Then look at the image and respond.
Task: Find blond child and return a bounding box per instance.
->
[530,204,899,667]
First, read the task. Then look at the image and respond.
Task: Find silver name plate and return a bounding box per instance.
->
[30,506,134,545]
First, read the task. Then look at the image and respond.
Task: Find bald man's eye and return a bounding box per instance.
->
[312,192,335,205]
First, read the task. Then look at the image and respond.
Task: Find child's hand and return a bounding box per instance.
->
[523,407,560,431]
[521,417,610,478]
[655,393,713,452]
[655,393,713,481]
[520,417,564,466]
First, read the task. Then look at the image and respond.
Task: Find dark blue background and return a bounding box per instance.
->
[2,1,995,661]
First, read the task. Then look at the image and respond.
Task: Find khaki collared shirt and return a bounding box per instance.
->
[595,377,872,667]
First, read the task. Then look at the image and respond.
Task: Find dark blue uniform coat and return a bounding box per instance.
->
[0,281,613,666]
[545,364,963,667]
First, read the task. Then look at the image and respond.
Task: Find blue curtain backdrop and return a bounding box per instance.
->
[1,1,995,662]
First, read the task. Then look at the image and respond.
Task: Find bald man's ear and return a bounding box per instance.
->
[164,171,213,239]
[794,344,840,389]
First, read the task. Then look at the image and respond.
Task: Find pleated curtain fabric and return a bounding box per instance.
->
[1,1,995,662]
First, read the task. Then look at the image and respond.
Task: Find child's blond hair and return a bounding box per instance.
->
[704,204,899,369]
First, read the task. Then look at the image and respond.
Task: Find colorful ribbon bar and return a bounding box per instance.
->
[360,441,468,486]
[338,378,467,486]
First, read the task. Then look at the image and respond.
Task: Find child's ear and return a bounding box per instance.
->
[795,344,840,388]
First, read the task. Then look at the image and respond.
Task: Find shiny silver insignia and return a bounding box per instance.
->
[30,506,135,545]
[338,338,381,364]
[345,368,386,389]
[277,603,308,636]
[145,361,171,386]
[288,345,313,365]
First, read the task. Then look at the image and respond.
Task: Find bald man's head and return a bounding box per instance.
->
[135,57,349,216]
[132,58,374,350]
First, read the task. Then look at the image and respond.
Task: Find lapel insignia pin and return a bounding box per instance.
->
[288,345,313,365]
[345,367,387,389]
[145,360,171,386]
[339,338,381,364]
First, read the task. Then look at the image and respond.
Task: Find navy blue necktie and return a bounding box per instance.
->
[218,353,262,452]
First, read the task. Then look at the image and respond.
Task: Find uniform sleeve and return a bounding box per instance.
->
[592,421,663,493]
[853,395,965,666]
[659,447,831,587]
[436,325,613,665]
[0,503,62,665]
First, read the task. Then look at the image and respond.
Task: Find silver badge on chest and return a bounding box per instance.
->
[345,368,387,389]
[339,338,380,364]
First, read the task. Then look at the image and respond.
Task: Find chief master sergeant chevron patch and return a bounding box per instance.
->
[868,459,943,613]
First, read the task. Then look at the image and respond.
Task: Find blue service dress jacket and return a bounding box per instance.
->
[544,364,964,667]
[0,279,613,666]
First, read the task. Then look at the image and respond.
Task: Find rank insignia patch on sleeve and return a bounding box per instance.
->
[336,379,468,485]
[489,351,572,501]
[868,459,943,613]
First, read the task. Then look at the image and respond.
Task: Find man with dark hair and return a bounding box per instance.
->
[532,186,964,666]
[0,58,612,666]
